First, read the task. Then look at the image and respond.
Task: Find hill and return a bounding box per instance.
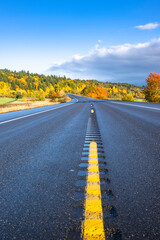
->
[0,69,145,101]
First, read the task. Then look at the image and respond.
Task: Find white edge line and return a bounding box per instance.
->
[109,101,160,111]
[0,100,78,125]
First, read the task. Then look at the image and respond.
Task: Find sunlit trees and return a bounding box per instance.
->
[0,82,11,97]
[144,73,160,103]
[122,94,134,101]
[0,69,145,101]
[81,86,108,99]
[48,89,66,102]
[35,89,45,101]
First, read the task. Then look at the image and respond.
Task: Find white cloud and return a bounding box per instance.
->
[135,22,160,30]
[49,38,160,85]
[98,40,102,43]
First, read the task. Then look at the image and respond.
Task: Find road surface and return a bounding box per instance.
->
[0,95,160,240]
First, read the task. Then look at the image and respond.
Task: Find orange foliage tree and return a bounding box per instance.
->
[81,86,108,99]
[144,73,160,103]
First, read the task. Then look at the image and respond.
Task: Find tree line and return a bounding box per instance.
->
[0,69,159,102]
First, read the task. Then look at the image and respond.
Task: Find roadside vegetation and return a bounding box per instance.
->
[0,97,16,104]
[0,69,145,102]
[0,69,159,105]
[0,99,69,114]
[144,73,160,103]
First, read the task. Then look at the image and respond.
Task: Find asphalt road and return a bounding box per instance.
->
[0,95,160,240]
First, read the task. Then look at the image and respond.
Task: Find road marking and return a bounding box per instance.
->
[110,101,160,111]
[81,142,105,240]
[0,102,75,125]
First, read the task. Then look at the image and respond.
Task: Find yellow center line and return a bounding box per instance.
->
[89,149,98,153]
[81,142,105,240]
[88,146,98,148]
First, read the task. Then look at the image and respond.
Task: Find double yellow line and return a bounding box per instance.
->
[81,142,105,240]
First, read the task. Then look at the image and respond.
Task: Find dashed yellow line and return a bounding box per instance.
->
[81,142,105,240]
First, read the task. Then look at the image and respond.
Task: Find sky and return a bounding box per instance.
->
[0,0,160,85]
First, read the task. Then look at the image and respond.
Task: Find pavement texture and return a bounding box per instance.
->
[0,95,160,240]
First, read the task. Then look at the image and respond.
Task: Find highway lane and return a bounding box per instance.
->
[0,96,160,239]
[94,101,160,240]
[0,101,90,240]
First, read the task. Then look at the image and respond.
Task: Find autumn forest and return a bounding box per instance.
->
[0,69,160,102]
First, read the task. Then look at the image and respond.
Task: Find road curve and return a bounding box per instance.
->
[0,96,160,240]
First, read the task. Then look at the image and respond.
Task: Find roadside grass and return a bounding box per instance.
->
[0,97,16,104]
[134,98,147,102]
[108,97,122,101]
[108,97,146,102]
[0,96,71,114]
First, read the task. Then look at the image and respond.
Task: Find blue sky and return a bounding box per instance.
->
[0,0,160,85]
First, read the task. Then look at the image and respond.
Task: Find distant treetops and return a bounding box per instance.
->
[0,69,158,102]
